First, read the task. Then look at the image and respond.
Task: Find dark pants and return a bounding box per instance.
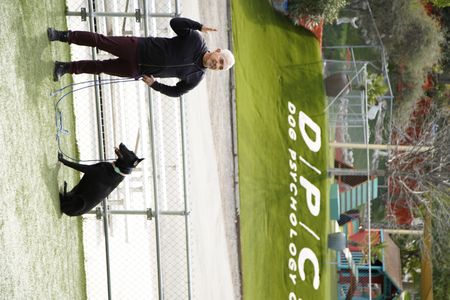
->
[67,31,140,78]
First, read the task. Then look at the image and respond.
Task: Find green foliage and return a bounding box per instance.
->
[365,0,445,117]
[288,0,350,23]
[366,242,386,264]
[432,83,450,107]
[366,73,389,105]
[428,0,450,7]
[392,236,421,293]
[397,291,412,300]
[353,234,387,264]
[432,192,450,299]
[440,8,450,71]
[433,249,450,299]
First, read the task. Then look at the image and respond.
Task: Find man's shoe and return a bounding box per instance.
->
[53,61,69,81]
[47,28,69,42]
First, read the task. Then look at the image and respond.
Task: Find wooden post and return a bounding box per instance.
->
[329,142,431,152]
[420,212,433,300]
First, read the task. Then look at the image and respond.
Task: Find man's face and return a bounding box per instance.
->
[206,49,225,70]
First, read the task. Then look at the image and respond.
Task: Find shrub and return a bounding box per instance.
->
[287,0,349,23]
[365,0,445,120]
[428,0,450,7]
[366,73,389,105]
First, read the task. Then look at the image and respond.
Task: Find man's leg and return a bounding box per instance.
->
[50,30,140,80]
[68,31,139,61]
[67,58,138,78]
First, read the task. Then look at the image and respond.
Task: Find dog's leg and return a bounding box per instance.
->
[58,153,92,173]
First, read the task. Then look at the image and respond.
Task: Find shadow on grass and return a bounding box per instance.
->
[41,154,63,217]
[13,24,52,91]
[236,0,314,37]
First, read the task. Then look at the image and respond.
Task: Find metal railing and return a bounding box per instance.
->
[322,1,401,299]
[62,0,192,299]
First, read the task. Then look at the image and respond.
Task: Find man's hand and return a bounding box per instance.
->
[142,75,155,86]
[201,25,217,33]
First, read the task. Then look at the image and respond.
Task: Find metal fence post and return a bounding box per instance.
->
[65,0,193,298]
[85,0,112,298]
[142,1,164,298]
[180,95,192,299]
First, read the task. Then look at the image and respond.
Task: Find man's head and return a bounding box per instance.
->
[204,48,235,71]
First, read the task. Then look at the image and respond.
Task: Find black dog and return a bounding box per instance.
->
[58,143,143,216]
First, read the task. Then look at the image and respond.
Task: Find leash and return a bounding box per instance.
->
[53,77,137,163]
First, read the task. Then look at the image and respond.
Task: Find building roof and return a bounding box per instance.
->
[383,233,403,291]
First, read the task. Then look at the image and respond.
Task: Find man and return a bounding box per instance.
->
[48,17,235,97]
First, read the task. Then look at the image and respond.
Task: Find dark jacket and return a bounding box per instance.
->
[137,17,208,97]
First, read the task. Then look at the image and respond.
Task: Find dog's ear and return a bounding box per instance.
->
[133,158,144,167]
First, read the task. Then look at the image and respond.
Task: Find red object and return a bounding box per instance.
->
[269,1,324,47]
[422,1,434,15]
[422,74,434,91]
[348,230,381,252]
[387,200,414,225]
[292,16,324,47]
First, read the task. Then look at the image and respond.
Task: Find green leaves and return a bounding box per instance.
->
[288,0,350,23]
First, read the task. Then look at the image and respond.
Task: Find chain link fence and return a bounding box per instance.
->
[58,0,193,299]
[323,1,403,299]
[323,0,395,172]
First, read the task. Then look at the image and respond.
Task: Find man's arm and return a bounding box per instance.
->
[151,80,196,98]
[170,17,203,37]
[143,73,204,97]
[170,17,217,36]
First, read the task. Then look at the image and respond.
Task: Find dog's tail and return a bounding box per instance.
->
[59,181,68,203]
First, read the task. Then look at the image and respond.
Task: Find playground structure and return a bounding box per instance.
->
[337,230,403,300]
[322,1,406,299]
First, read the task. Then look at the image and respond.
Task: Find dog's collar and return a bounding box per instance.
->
[112,163,129,177]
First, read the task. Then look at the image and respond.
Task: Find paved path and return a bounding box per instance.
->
[181,0,241,299]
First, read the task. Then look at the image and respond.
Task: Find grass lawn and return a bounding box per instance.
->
[232,0,332,299]
[0,1,86,298]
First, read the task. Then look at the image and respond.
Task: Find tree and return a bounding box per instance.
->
[387,99,449,253]
[352,0,445,120]
[385,99,449,297]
